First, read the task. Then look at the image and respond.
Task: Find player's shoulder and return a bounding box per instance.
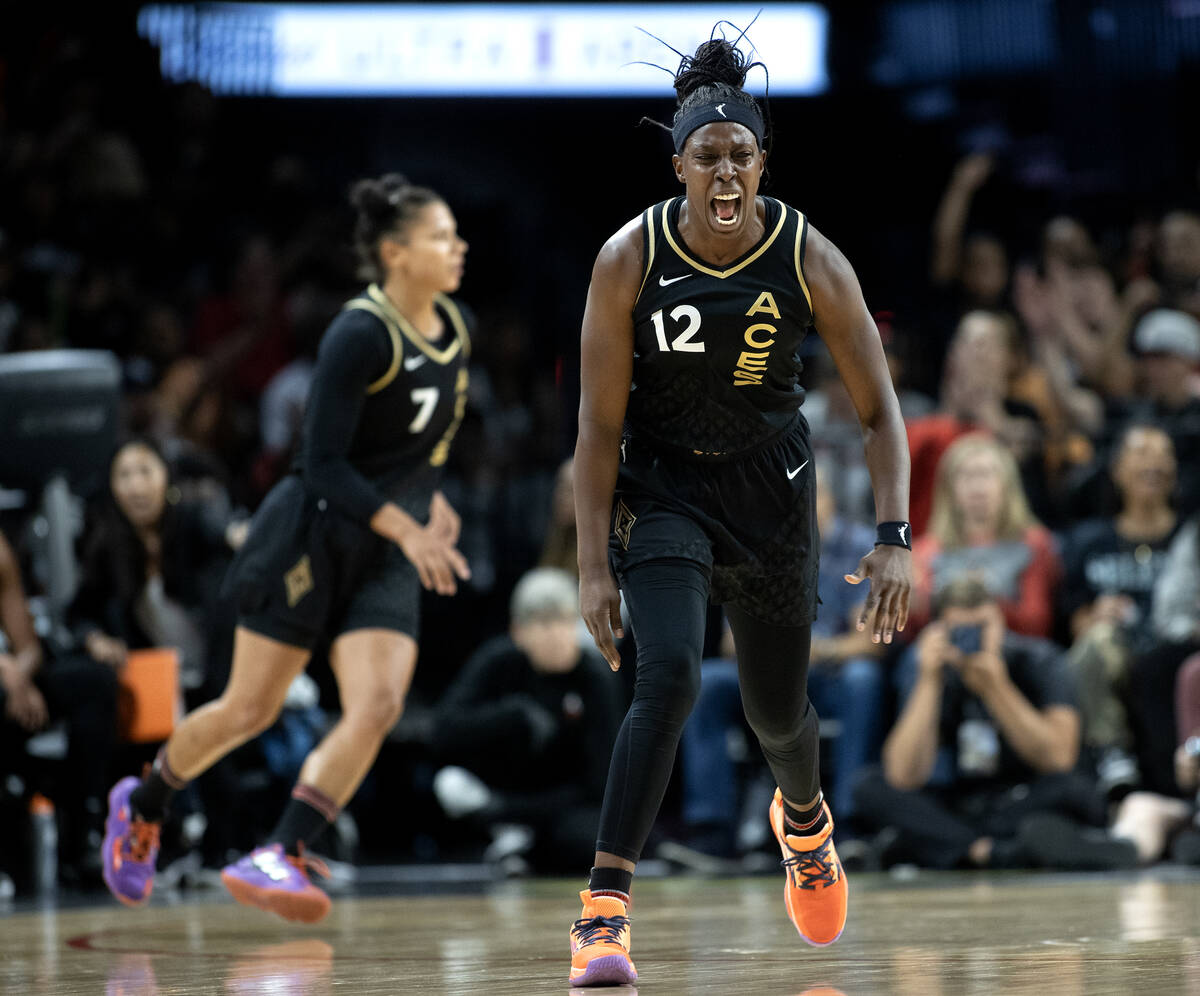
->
[317,289,394,356]
[334,288,392,332]
[592,207,653,288]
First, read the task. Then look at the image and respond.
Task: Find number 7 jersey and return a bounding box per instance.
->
[627,195,814,458]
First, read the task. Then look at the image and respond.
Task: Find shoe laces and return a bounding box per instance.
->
[125,819,160,864]
[571,913,631,948]
[286,841,330,882]
[782,837,839,890]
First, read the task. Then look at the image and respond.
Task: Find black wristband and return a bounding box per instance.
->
[875,521,912,550]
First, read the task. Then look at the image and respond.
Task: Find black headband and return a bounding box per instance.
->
[671,100,765,154]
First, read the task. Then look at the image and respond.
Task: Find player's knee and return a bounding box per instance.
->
[746,697,815,751]
[348,685,406,733]
[222,695,282,737]
[634,645,702,724]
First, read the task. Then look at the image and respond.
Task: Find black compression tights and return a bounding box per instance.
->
[594,559,819,863]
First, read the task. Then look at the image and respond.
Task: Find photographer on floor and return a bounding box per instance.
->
[854,575,1135,871]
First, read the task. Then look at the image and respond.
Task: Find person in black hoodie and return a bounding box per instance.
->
[431,568,624,871]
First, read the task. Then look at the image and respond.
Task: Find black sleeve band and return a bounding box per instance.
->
[875,521,912,550]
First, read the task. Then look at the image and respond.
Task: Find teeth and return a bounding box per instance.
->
[716,217,738,226]
[714,193,739,200]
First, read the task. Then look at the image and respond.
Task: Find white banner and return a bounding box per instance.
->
[138,3,828,96]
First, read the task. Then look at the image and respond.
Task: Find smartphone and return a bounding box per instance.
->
[948,624,983,655]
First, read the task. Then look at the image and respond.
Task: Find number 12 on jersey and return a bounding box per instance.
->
[651,305,704,353]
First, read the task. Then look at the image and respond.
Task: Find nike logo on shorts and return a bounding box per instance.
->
[404,354,428,371]
[787,459,809,480]
[659,273,693,286]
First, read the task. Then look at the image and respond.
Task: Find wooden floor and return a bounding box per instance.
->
[2,871,1198,994]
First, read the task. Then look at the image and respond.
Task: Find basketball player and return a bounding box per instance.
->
[568,38,913,985]
[102,174,472,923]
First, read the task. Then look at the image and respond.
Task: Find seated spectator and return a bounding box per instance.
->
[0,528,117,888]
[69,437,243,700]
[1126,310,1200,515]
[430,568,624,873]
[669,467,887,862]
[1062,423,1181,795]
[907,311,1047,535]
[910,434,1061,638]
[854,576,1135,871]
[1080,310,1200,521]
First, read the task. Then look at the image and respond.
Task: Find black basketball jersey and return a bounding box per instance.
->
[627,196,814,458]
[339,284,471,495]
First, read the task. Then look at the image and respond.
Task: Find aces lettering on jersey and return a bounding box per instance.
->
[649,290,782,388]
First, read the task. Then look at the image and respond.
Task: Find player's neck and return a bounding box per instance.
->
[379,278,439,339]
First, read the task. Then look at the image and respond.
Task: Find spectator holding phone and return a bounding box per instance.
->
[853,576,1135,871]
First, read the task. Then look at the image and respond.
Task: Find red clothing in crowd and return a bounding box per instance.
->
[906,415,980,537]
[909,525,1063,638]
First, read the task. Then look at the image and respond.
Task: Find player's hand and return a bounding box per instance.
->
[580,571,624,671]
[428,491,461,545]
[398,524,471,596]
[846,545,912,644]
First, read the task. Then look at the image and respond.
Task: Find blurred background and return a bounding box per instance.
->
[1,0,1199,895]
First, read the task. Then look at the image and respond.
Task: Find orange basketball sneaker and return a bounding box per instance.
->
[568,889,637,986]
[769,788,847,946]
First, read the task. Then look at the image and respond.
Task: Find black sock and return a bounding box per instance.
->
[269,784,339,856]
[129,747,187,822]
[588,866,633,905]
[783,791,829,838]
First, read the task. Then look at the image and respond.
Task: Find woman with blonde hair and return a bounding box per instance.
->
[909,433,1062,637]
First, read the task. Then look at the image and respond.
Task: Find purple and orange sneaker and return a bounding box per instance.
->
[220,843,331,923]
[569,889,637,987]
[101,776,161,907]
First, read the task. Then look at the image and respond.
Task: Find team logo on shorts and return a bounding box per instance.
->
[284,554,314,608]
[614,499,637,550]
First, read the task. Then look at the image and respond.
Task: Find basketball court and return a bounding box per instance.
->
[3,871,1198,994]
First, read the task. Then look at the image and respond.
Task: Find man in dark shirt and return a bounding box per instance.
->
[854,576,1135,870]
[431,568,624,872]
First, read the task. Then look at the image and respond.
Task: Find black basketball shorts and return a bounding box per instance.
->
[221,475,421,649]
[609,417,820,627]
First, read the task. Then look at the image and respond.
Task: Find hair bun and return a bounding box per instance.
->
[674,39,750,103]
[350,174,411,219]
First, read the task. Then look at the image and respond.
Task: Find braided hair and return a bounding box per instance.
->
[673,39,761,127]
[350,173,442,283]
[640,29,771,157]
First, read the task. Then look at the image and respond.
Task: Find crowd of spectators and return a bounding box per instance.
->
[2,26,1200,895]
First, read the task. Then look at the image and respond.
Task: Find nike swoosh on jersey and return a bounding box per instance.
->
[403,354,428,371]
[786,459,809,480]
[658,273,693,286]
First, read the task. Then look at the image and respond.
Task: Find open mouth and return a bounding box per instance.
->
[711,192,741,227]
